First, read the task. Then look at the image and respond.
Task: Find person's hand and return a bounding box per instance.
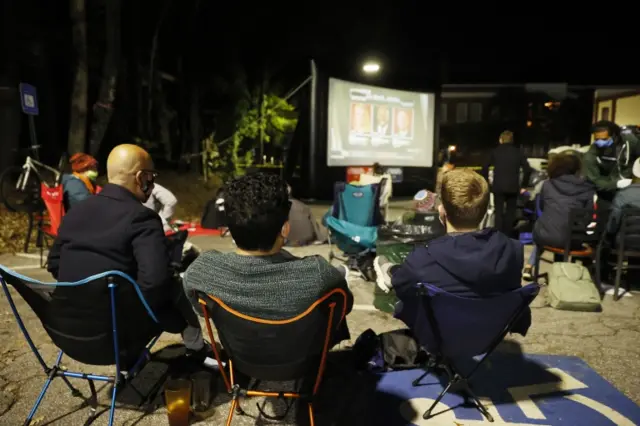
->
[617,178,632,189]
[520,188,528,195]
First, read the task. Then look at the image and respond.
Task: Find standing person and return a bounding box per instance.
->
[143,182,178,233]
[583,120,640,211]
[482,130,532,237]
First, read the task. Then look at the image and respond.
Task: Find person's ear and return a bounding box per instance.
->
[438,204,446,225]
[281,221,290,239]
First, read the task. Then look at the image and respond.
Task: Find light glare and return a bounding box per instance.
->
[363,62,380,73]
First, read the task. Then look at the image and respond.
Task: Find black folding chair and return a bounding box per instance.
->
[411,283,540,422]
[196,288,349,426]
[597,208,640,300]
[0,266,162,426]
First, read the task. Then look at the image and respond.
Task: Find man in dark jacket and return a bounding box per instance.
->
[607,157,640,236]
[47,144,208,357]
[374,169,531,336]
[482,130,532,237]
[584,120,640,210]
[286,184,327,245]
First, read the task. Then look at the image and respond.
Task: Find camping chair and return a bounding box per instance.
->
[36,183,65,268]
[597,208,640,300]
[324,181,386,280]
[196,288,349,426]
[0,266,161,426]
[532,207,606,285]
[411,283,540,422]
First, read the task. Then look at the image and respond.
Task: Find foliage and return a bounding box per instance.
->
[0,206,31,255]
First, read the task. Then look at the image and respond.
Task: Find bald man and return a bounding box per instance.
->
[47,144,209,360]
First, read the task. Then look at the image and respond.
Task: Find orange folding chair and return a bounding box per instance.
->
[37,183,65,267]
[197,288,349,426]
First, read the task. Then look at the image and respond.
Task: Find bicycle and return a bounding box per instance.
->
[0,147,67,213]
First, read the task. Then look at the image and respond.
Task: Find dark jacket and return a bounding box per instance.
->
[482,143,532,194]
[607,184,640,235]
[47,183,172,308]
[583,137,640,202]
[391,228,530,336]
[287,198,328,245]
[533,175,595,248]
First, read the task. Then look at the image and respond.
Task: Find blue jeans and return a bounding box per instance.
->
[527,247,536,266]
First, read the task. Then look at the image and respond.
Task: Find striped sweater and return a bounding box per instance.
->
[183,250,353,320]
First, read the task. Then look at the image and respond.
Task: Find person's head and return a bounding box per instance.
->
[633,158,640,184]
[499,130,514,144]
[224,172,291,254]
[106,144,157,202]
[69,153,98,181]
[353,103,369,130]
[547,152,582,179]
[372,162,384,175]
[592,120,621,148]
[397,110,409,131]
[439,169,489,232]
[377,106,389,125]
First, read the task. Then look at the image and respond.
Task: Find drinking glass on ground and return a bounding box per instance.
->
[165,379,192,426]
[191,371,212,413]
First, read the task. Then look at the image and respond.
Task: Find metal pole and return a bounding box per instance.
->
[28,115,40,160]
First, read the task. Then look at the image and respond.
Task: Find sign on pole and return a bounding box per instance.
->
[19,83,39,116]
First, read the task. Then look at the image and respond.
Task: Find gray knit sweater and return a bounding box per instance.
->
[183,250,353,320]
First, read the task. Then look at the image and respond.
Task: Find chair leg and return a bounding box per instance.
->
[87,379,98,419]
[614,252,624,301]
[226,398,238,426]
[24,368,57,426]
[412,368,432,387]
[107,378,118,426]
[422,380,454,420]
[533,246,542,283]
[461,380,494,423]
[308,402,316,426]
[61,375,82,398]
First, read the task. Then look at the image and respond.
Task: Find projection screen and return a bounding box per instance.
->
[327,78,435,167]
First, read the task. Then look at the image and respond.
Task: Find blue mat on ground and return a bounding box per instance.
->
[373,353,640,425]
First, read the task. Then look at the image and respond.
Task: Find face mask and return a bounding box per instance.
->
[594,138,613,148]
[85,170,98,180]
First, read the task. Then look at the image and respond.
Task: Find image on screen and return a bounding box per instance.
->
[327,78,435,167]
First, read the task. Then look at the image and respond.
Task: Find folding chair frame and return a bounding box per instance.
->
[198,288,348,426]
[0,270,161,426]
[412,284,537,422]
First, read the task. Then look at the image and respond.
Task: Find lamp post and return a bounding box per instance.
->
[362,61,381,74]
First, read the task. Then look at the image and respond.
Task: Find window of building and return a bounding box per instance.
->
[601,107,610,121]
[470,102,483,122]
[456,102,468,123]
[440,102,448,123]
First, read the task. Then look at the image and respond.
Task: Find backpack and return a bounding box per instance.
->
[547,262,601,311]
[353,329,428,372]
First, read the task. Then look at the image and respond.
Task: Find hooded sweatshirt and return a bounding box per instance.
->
[391,228,530,336]
[533,175,595,249]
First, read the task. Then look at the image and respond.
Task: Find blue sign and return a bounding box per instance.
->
[373,354,640,425]
[385,167,403,183]
[19,83,39,115]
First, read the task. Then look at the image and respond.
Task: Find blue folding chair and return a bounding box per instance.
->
[0,265,162,426]
[411,283,540,422]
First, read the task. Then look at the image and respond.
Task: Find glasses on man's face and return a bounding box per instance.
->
[137,169,158,182]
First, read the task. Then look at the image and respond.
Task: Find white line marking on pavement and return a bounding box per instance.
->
[353,304,378,311]
[14,253,43,260]
[4,265,42,271]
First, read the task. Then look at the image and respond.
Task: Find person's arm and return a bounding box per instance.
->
[130,208,172,307]
[64,178,91,208]
[390,247,430,300]
[481,150,494,183]
[520,153,532,190]
[152,184,177,223]
[583,148,618,193]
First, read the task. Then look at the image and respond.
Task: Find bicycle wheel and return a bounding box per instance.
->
[0,166,42,213]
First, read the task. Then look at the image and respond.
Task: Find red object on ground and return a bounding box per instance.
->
[165,223,222,237]
[95,185,103,194]
[346,166,372,183]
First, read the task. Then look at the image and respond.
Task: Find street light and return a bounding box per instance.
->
[363,62,381,74]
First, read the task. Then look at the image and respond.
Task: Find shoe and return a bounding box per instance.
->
[335,264,350,281]
[185,343,215,364]
[373,256,393,293]
[522,266,533,281]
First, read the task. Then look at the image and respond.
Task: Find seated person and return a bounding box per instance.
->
[523,153,595,279]
[358,162,393,219]
[184,173,353,343]
[61,153,99,211]
[401,189,438,223]
[48,144,210,359]
[143,182,178,233]
[607,157,640,235]
[373,168,531,336]
[287,183,328,245]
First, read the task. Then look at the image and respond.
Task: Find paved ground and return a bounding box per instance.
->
[0,202,639,425]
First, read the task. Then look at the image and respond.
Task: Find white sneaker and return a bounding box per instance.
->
[373,256,394,293]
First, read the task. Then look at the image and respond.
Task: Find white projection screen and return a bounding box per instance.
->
[327,78,436,167]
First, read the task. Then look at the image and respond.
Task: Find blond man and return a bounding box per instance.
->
[374,169,531,336]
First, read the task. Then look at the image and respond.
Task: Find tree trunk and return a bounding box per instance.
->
[67,0,88,154]
[147,0,172,135]
[88,0,121,156]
